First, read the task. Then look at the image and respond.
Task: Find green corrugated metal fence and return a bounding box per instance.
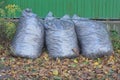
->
[7,0,120,19]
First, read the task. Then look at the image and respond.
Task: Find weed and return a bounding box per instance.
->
[110,30,120,51]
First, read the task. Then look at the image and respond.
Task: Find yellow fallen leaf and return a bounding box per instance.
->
[117,50,120,53]
[107,56,115,64]
[112,65,116,70]
[44,56,49,61]
[104,71,108,74]
[16,62,21,65]
[43,54,49,61]
[73,59,78,63]
[52,70,59,76]
[82,57,86,61]
[12,64,16,68]
[98,65,102,68]
[109,56,115,60]
[93,62,99,68]
[94,62,99,66]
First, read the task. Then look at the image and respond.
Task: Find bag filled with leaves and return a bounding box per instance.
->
[72,15,113,59]
[10,9,44,59]
[44,12,79,58]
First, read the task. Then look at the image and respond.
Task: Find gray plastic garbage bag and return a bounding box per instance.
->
[44,12,79,58]
[10,9,44,59]
[72,15,113,59]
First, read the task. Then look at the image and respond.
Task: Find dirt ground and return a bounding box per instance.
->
[0,41,120,80]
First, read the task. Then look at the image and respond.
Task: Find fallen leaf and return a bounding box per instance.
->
[117,50,120,53]
[73,59,78,63]
[52,69,59,76]
[94,62,99,67]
